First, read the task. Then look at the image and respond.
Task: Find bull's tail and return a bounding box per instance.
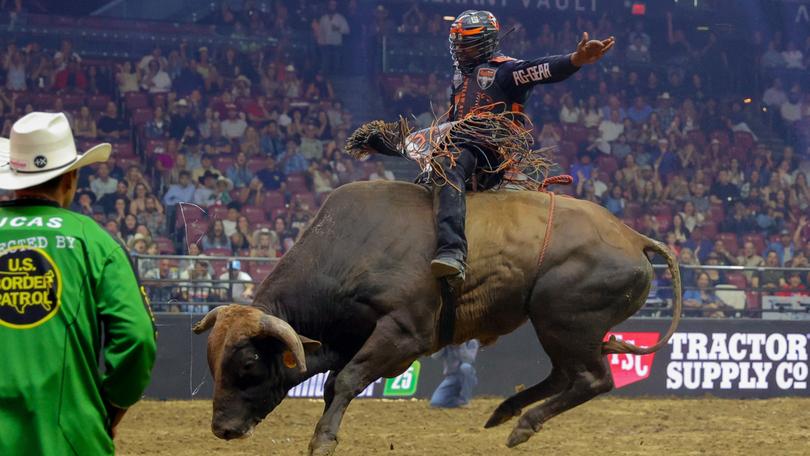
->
[602,239,682,355]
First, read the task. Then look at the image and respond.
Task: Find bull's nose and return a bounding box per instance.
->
[212,424,244,440]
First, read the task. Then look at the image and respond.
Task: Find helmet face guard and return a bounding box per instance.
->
[449,10,500,74]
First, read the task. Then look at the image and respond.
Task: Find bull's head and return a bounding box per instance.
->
[192,304,321,440]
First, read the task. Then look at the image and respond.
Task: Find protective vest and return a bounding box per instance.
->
[450,56,523,121]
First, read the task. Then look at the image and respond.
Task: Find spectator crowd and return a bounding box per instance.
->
[0,1,807,315]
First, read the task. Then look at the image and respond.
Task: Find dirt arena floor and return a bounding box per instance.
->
[116,397,809,455]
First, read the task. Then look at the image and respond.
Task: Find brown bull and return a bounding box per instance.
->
[193,180,682,456]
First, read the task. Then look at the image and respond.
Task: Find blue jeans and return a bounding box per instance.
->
[430,363,477,408]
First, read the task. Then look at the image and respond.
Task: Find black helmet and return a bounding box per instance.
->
[449,10,500,74]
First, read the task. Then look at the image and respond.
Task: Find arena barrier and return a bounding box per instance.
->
[147,315,809,400]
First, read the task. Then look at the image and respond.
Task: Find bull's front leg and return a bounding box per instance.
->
[308,315,430,456]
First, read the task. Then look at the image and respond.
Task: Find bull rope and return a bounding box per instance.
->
[535,175,572,271]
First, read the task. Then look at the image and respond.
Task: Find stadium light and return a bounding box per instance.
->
[443,16,455,21]
[631,3,646,15]
[743,98,752,104]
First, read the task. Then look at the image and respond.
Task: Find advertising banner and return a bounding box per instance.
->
[146,315,809,400]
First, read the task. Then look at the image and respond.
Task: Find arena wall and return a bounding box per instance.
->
[146,315,810,400]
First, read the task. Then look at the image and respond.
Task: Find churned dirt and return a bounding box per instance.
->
[117,397,809,455]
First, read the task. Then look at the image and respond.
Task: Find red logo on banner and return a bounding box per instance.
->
[603,332,660,388]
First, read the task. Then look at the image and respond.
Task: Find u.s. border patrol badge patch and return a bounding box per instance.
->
[477,67,496,90]
[0,247,62,329]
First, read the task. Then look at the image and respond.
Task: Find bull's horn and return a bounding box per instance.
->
[259,314,308,374]
[192,305,227,334]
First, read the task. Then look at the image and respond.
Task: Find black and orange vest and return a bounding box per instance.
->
[449,56,524,122]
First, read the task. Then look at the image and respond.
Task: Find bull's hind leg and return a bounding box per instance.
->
[308,314,430,456]
[505,327,613,448]
[484,367,567,428]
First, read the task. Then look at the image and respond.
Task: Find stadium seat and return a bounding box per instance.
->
[701,221,718,239]
[174,204,208,228]
[204,248,232,257]
[247,157,265,173]
[145,139,167,156]
[87,94,111,110]
[651,203,673,218]
[286,174,309,193]
[244,206,267,224]
[131,107,153,126]
[726,272,748,290]
[709,204,725,223]
[262,191,286,213]
[62,93,85,109]
[209,205,228,221]
[596,155,618,177]
[716,285,746,310]
[686,130,706,147]
[125,92,149,110]
[111,141,134,157]
[251,262,276,281]
[215,156,234,172]
[154,236,175,254]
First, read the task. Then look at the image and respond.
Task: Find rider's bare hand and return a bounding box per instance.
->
[570,32,615,67]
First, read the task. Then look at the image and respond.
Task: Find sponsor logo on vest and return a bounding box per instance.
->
[477,67,496,90]
[0,247,62,329]
[666,332,809,390]
[604,332,659,388]
[512,62,551,85]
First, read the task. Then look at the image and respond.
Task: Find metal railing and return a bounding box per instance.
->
[134,255,810,319]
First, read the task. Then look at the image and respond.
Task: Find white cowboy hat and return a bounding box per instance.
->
[0,112,111,190]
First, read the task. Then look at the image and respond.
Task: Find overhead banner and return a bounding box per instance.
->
[421,0,598,14]
[147,315,809,400]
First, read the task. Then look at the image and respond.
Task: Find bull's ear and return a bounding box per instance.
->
[299,335,322,353]
[282,336,321,370]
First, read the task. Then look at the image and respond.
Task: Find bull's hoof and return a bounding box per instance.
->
[308,435,338,456]
[484,402,521,428]
[505,424,540,448]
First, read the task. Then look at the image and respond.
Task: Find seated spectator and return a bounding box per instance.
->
[124,165,152,197]
[558,95,580,124]
[250,228,279,258]
[241,126,261,156]
[191,154,217,183]
[759,250,785,289]
[144,106,170,139]
[4,50,27,91]
[221,104,247,140]
[626,35,650,63]
[137,195,166,236]
[53,58,87,91]
[129,183,151,215]
[300,122,324,161]
[767,227,799,266]
[222,202,241,236]
[683,272,729,318]
[709,241,736,271]
[71,189,97,217]
[97,102,128,139]
[279,138,309,175]
[194,170,219,207]
[73,106,97,138]
[174,59,206,97]
[179,257,214,311]
[763,78,787,108]
[602,185,625,216]
[163,170,196,208]
[776,271,809,297]
[230,231,251,254]
[670,213,690,243]
[272,217,297,254]
[115,61,140,93]
[204,122,232,155]
[170,99,196,140]
[143,258,180,306]
[255,156,286,191]
[106,197,129,227]
[679,200,704,232]
[216,260,255,304]
[141,59,172,94]
[369,161,395,181]
[261,121,285,157]
[201,220,231,251]
[227,152,254,188]
[90,163,119,200]
[720,202,755,233]
[213,176,234,205]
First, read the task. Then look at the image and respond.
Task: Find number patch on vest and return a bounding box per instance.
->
[477,67,496,90]
[0,247,62,329]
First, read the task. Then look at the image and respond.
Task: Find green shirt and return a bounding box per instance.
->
[0,199,156,455]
